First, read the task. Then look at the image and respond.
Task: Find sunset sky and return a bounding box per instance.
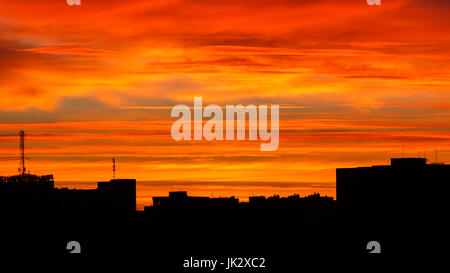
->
[0,0,449,209]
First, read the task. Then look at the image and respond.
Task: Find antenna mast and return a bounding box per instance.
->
[112,158,116,179]
[19,130,26,176]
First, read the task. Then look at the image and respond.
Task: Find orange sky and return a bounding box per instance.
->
[0,0,449,209]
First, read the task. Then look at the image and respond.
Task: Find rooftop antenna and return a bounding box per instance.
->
[402,142,405,158]
[435,149,438,163]
[19,131,26,176]
[112,158,116,179]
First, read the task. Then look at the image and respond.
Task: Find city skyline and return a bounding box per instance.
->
[0,0,449,208]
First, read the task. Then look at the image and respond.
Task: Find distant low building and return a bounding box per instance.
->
[147,191,334,212]
[150,191,239,210]
[248,193,334,209]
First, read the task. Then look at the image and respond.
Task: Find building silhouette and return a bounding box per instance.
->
[0,174,136,214]
[337,157,450,212]
[0,155,449,256]
[150,191,239,210]
[248,192,334,209]
[337,157,450,252]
